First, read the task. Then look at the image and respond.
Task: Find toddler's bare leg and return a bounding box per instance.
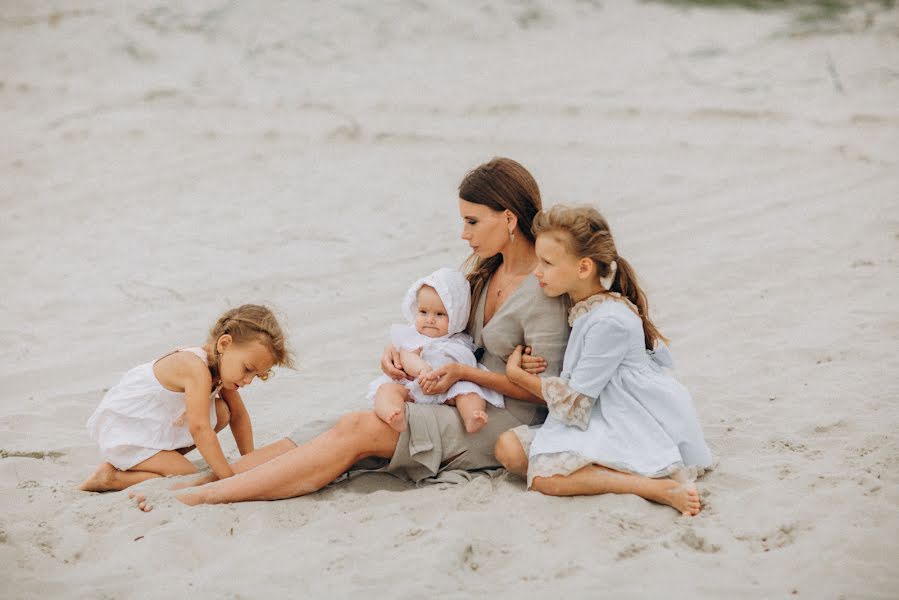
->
[79,450,197,493]
[454,393,488,433]
[531,464,701,516]
[373,383,411,433]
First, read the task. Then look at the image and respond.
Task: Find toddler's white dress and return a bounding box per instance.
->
[514,294,713,487]
[86,347,219,470]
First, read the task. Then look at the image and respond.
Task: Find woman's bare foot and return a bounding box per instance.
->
[78,462,118,492]
[652,479,701,516]
[463,410,488,434]
[128,492,153,512]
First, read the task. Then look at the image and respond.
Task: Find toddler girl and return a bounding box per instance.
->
[369,267,503,433]
[504,205,713,515]
[79,304,293,492]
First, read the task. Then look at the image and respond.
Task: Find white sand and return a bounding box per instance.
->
[2,1,898,597]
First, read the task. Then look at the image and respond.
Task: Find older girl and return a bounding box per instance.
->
[497,205,713,516]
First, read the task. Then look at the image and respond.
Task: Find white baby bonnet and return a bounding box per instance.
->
[401,268,471,336]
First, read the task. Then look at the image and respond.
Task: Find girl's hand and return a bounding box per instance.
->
[419,363,460,395]
[506,345,527,384]
[519,346,547,375]
[381,345,412,380]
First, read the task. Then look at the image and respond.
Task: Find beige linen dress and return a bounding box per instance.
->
[289,274,570,483]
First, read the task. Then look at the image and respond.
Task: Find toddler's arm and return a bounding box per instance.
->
[221,388,254,456]
[399,348,431,378]
[182,369,234,480]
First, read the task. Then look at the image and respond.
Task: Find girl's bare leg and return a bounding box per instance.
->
[494,430,529,479]
[169,437,298,490]
[175,411,400,505]
[79,451,197,492]
[454,393,488,433]
[373,383,411,433]
[531,465,701,516]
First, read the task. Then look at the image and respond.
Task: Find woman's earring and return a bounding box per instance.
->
[509,230,515,243]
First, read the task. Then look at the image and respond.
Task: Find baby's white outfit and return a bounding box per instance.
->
[86,347,220,470]
[366,268,504,408]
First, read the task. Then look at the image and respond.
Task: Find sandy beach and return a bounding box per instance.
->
[2,1,898,597]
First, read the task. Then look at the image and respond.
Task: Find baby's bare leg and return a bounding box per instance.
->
[453,393,488,434]
[373,383,411,433]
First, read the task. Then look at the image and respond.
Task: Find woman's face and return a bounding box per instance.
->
[458,198,510,259]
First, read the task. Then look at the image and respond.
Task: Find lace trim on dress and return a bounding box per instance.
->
[568,292,639,326]
[527,452,592,488]
[542,377,595,431]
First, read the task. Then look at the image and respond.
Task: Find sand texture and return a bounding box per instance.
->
[2,1,898,598]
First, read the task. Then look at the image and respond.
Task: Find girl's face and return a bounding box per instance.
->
[414,285,450,338]
[534,233,583,298]
[459,198,511,259]
[216,337,276,391]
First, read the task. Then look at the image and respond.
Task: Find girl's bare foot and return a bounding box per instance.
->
[78,462,118,492]
[463,410,488,434]
[128,492,153,512]
[652,479,701,516]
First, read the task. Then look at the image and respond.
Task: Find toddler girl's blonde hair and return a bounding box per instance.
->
[208,304,295,373]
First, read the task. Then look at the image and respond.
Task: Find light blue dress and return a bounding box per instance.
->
[527,295,713,483]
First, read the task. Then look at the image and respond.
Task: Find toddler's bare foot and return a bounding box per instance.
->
[384,407,407,433]
[78,462,118,492]
[653,479,701,516]
[464,410,489,434]
[128,492,153,512]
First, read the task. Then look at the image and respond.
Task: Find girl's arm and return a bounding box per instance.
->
[505,345,544,400]
[221,388,254,456]
[182,368,234,480]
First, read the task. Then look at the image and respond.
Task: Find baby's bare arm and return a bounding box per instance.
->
[398,348,431,377]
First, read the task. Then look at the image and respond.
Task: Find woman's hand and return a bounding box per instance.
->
[519,346,547,375]
[506,345,527,384]
[381,344,412,380]
[419,363,461,395]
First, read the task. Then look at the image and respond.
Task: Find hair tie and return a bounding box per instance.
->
[600,260,617,291]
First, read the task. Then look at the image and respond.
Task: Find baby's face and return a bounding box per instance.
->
[414,285,450,338]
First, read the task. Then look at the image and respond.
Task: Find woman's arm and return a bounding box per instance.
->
[221,388,254,456]
[419,362,544,404]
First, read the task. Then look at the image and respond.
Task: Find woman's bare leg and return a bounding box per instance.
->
[531,465,701,516]
[169,437,298,490]
[175,411,400,505]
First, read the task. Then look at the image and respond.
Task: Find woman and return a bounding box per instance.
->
[135,157,570,509]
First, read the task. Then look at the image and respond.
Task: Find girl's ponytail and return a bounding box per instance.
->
[611,256,667,351]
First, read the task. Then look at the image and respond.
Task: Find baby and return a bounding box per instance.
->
[369,268,503,433]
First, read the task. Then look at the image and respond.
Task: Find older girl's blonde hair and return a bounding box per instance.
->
[533,205,667,350]
[208,304,295,373]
